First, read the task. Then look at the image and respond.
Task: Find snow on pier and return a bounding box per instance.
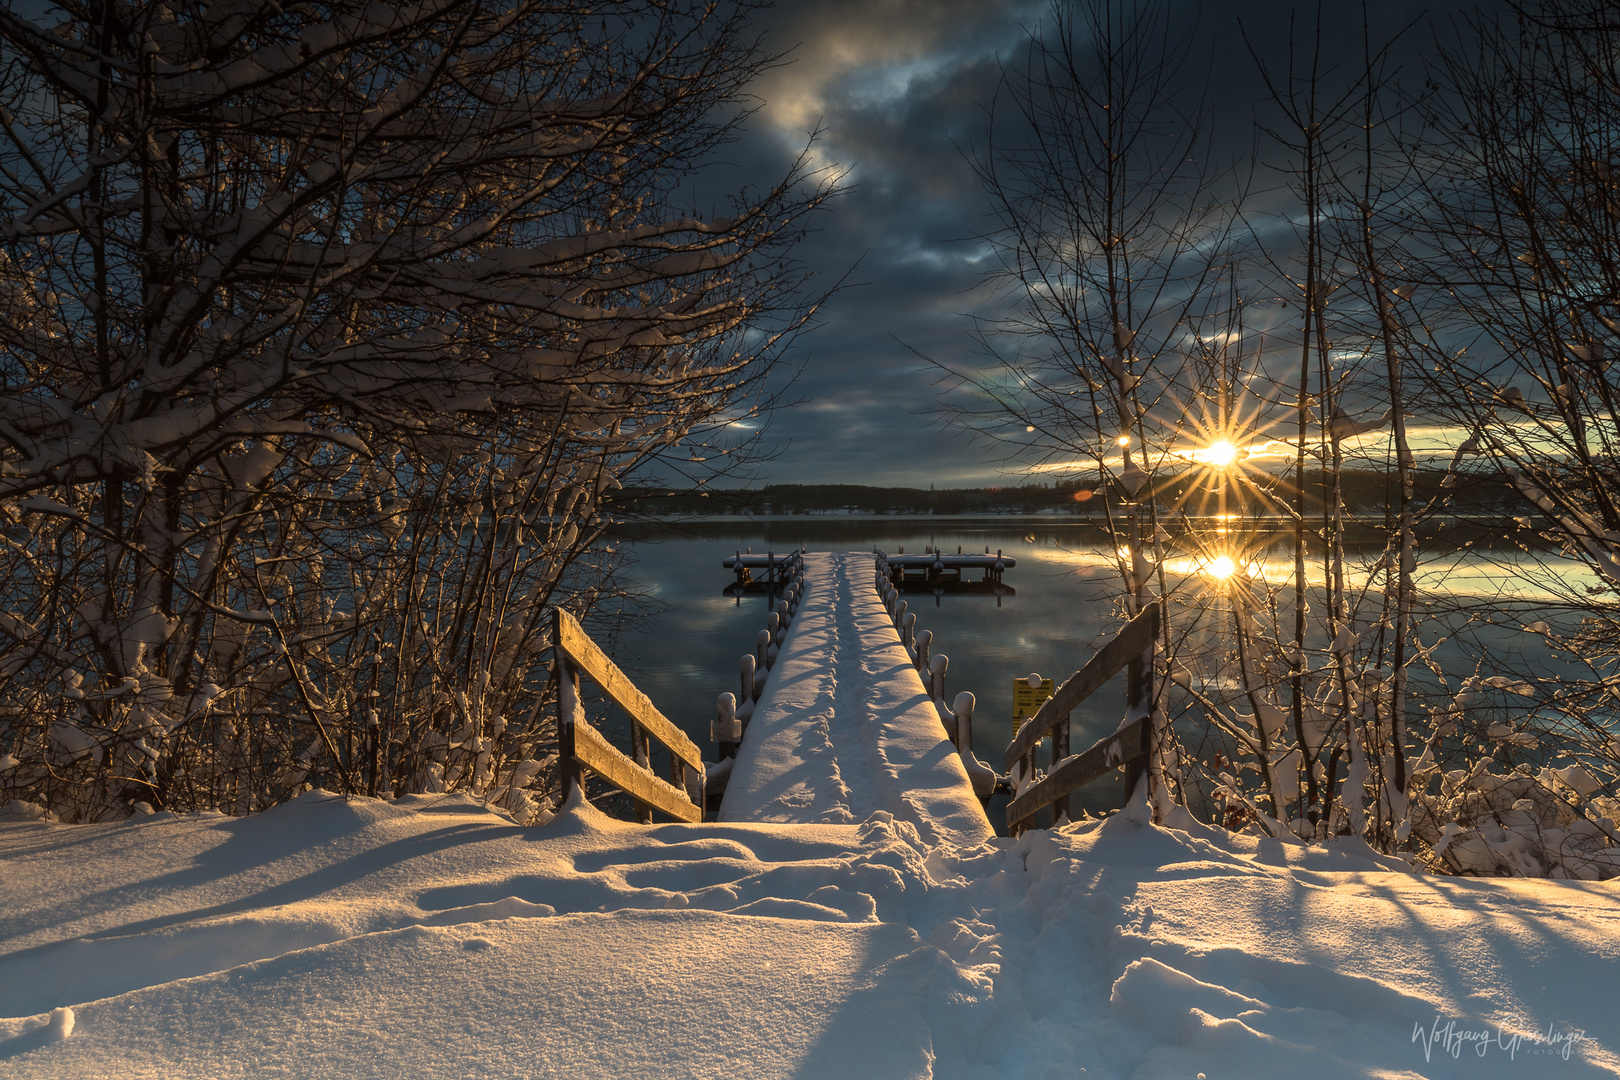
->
[720,552,994,847]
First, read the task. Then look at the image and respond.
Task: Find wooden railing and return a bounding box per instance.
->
[873,551,996,799]
[554,608,704,824]
[715,561,807,762]
[1004,602,1159,836]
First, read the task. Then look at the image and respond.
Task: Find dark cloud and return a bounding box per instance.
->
[717,0,1503,487]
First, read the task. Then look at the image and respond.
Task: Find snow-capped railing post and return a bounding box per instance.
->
[952,691,973,754]
[954,691,996,801]
[714,693,739,760]
[901,611,917,654]
[929,653,948,715]
[915,629,932,674]
[755,629,770,674]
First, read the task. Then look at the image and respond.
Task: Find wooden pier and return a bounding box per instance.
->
[716,552,995,846]
[551,547,1157,839]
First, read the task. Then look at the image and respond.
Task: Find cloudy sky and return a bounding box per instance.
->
[709,0,1489,488]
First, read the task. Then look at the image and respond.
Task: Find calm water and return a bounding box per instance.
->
[606,518,1590,800]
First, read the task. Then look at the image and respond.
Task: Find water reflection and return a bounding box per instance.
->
[606,516,1589,819]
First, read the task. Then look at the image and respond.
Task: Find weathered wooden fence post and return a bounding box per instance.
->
[556,648,582,807]
[1002,602,1160,835]
[630,718,652,824]
[1121,603,1160,802]
[1052,708,1071,823]
[553,607,705,824]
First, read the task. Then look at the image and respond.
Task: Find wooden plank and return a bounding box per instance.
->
[553,608,705,774]
[573,717,703,823]
[1003,602,1159,770]
[1006,715,1151,830]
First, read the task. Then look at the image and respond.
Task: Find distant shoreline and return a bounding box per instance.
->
[619,512,1521,525]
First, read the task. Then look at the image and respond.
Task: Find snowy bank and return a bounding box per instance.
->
[3,790,1619,1078]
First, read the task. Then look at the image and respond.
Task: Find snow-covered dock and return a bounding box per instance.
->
[722,549,805,592]
[877,549,1014,584]
[720,552,995,847]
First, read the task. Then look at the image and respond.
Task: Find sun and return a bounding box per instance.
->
[1207,555,1237,579]
[1204,440,1239,467]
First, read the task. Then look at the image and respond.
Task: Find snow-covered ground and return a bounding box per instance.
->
[4,554,1616,1077]
[721,552,993,847]
[4,789,1618,1079]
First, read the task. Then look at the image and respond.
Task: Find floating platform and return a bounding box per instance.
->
[722,550,805,592]
[876,550,1014,585]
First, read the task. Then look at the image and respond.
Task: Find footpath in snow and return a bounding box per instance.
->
[720,551,993,848]
[4,790,1620,1079]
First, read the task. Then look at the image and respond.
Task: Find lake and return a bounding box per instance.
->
[605,515,1588,818]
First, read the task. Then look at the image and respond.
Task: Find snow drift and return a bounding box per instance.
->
[3,789,1618,1078]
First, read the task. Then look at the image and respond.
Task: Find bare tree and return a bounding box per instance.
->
[0,0,834,820]
[1394,0,1620,872]
[943,0,1236,819]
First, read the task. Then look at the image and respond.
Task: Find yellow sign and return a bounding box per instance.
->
[1013,678,1055,719]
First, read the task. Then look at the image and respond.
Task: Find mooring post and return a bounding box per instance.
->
[714,693,738,760]
[929,653,948,711]
[953,691,974,756]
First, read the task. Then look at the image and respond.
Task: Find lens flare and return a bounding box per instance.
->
[1205,440,1239,467]
[1207,555,1237,579]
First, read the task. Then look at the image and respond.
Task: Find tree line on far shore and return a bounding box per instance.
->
[621,468,1529,518]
